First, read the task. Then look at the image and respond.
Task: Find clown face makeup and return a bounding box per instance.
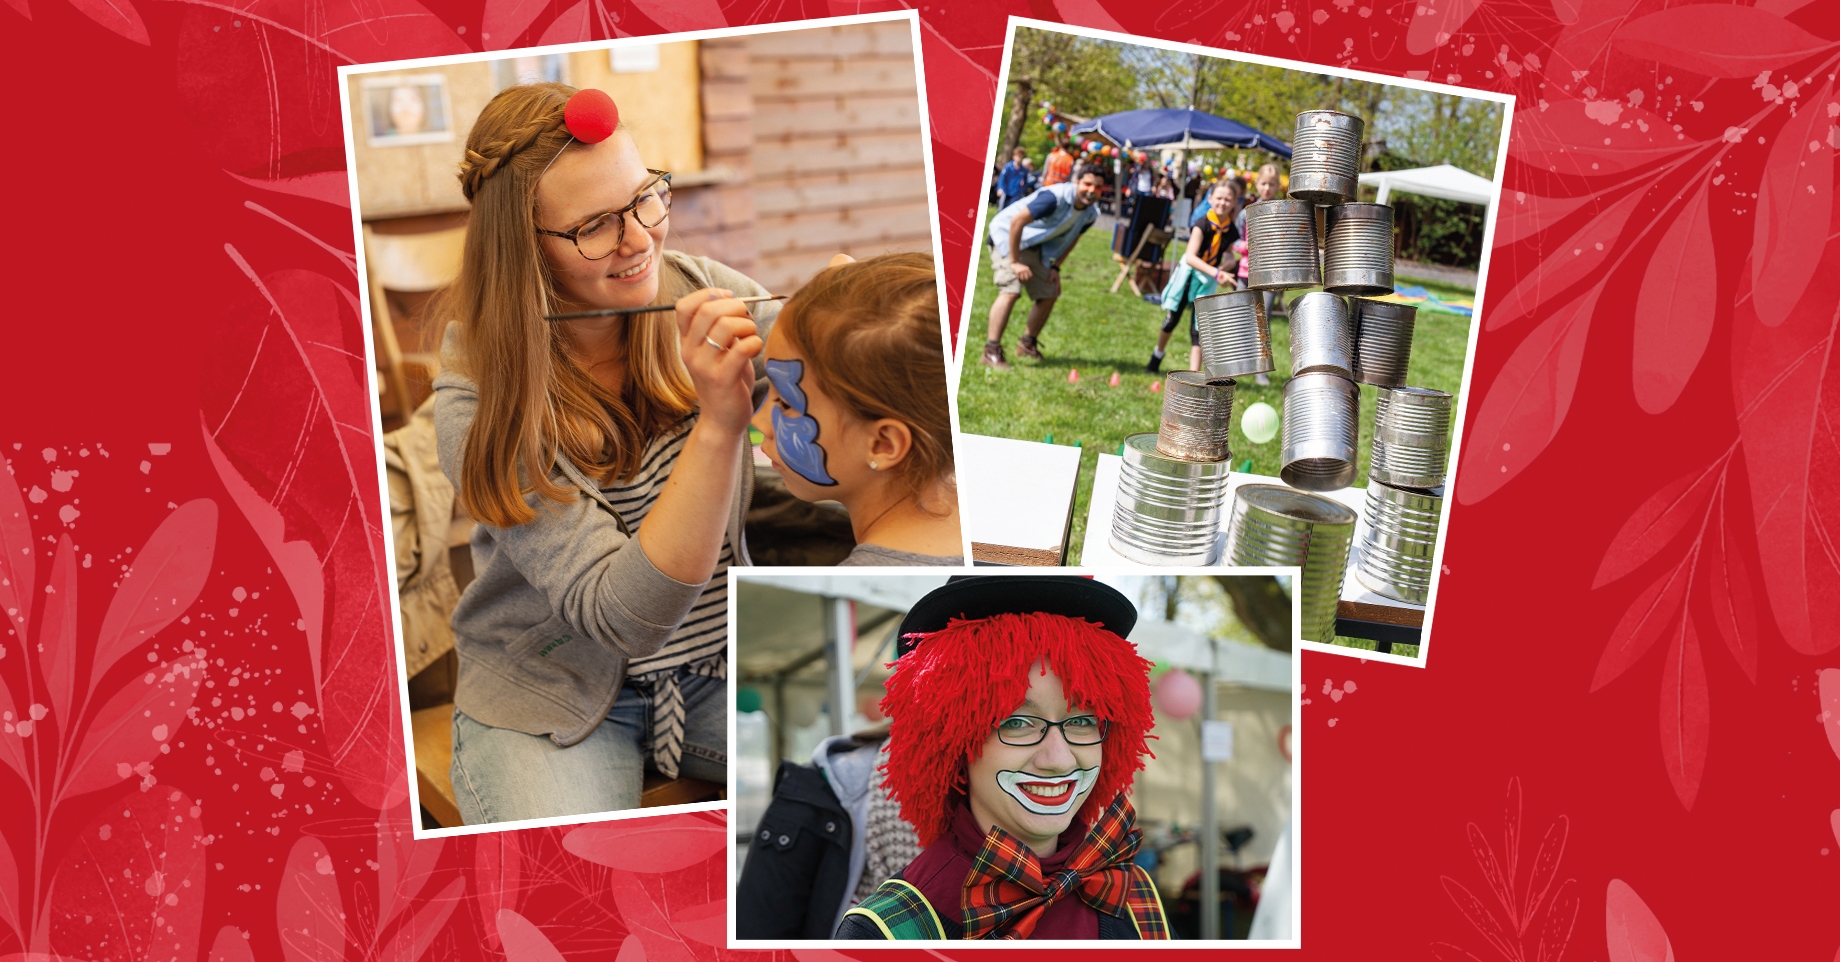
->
[965,666,1106,856]
[996,766,1100,815]
[761,357,838,487]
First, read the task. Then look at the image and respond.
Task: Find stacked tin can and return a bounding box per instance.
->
[1356,386,1451,604]
[1109,373,1237,565]
[1225,485,1358,643]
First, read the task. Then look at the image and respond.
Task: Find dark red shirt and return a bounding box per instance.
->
[902,798,1101,940]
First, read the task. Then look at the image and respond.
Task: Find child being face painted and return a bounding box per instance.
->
[749,252,962,564]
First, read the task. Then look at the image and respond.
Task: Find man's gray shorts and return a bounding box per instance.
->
[992,245,1060,301]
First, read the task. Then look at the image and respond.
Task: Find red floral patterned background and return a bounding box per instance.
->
[3,0,1840,957]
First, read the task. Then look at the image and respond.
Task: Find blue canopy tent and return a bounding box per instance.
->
[1069,108,1292,158]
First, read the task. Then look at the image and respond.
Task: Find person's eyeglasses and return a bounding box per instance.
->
[534,169,672,260]
[993,714,1109,747]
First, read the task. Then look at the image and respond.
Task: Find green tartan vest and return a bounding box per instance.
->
[842,866,1170,940]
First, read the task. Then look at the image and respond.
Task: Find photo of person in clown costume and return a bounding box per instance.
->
[835,575,1169,940]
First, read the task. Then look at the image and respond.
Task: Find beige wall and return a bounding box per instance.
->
[348,44,703,221]
[747,20,935,294]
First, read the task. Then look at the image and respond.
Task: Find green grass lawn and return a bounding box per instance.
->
[957,210,1473,656]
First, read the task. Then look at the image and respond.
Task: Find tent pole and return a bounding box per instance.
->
[1200,640,1220,941]
[825,596,855,737]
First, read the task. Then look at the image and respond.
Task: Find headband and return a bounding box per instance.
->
[539,88,622,181]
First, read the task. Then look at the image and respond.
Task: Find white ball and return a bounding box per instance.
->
[1241,401,1279,445]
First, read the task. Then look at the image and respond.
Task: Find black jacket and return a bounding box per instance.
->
[735,760,853,939]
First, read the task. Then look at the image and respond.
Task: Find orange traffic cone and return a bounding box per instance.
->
[1067,368,1080,384]
[1109,372,1121,387]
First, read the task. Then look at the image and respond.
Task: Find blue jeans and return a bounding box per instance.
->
[449,673,727,824]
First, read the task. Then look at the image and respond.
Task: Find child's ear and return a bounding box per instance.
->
[866,418,914,469]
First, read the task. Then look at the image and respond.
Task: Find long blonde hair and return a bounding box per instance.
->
[432,82,695,529]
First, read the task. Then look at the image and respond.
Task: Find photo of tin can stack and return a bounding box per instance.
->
[1225,484,1357,643]
[1194,289,1274,378]
[1358,386,1452,603]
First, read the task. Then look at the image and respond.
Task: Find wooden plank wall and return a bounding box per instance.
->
[747,21,934,294]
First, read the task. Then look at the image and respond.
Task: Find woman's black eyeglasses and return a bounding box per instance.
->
[534,169,672,260]
[993,714,1109,747]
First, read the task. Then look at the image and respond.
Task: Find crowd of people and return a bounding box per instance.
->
[983,142,1286,379]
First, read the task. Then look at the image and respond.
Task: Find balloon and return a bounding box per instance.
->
[1055,122,1067,133]
[1204,165,1215,177]
[1242,401,1279,444]
[1155,668,1204,720]
[736,687,762,713]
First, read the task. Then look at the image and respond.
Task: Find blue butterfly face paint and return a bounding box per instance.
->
[765,358,838,487]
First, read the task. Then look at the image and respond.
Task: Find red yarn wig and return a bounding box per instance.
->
[879,611,1156,848]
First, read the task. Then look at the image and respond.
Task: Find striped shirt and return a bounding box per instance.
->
[601,413,730,778]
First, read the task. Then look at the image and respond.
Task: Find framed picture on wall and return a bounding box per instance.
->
[362,74,455,147]
[491,54,569,91]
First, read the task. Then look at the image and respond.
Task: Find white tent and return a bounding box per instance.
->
[1358,163,1495,208]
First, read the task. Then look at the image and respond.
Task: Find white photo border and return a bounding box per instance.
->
[725,565,1304,949]
[336,8,952,840]
[955,17,1519,670]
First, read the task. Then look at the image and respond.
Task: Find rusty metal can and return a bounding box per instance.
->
[1194,289,1274,378]
[1288,292,1353,378]
[1157,372,1235,462]
[1280,372,1361,491]
[1288,110,1366,204]
[1322,203,1395,296]
[1245,199,1321,291]
[1349,297,1416,387]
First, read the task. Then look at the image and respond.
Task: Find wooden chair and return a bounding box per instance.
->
[1110,226,1174,295]
[411,705,726,828]
[362,225,466,429]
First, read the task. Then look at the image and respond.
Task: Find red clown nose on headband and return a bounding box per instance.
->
[563,88,619,143]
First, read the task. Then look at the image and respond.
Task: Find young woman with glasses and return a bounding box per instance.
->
[426,82,779,823]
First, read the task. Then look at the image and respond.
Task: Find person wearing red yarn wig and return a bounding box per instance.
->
[836,576,1169,940]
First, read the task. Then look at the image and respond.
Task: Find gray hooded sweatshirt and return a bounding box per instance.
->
[433,250,778,746]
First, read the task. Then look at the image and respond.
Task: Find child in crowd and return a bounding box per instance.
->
[1146,178,1244,374]
[750,252,963,566]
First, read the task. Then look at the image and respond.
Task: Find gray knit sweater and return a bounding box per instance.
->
[433,250,778,746]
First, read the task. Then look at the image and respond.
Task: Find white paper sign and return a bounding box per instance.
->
[611,44,661,73]
[1201,719,1235,762]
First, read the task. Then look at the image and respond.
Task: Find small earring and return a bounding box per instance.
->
[868,460,878,470]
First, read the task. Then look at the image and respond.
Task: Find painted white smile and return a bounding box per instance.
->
[610,254,650,279]
[997,767,1100,816]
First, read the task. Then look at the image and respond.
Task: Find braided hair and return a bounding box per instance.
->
[429,82,695,530]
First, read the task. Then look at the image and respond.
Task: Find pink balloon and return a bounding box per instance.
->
[1155,668,1203,720]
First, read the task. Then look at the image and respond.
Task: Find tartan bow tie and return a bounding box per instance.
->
[961,793,1142,939]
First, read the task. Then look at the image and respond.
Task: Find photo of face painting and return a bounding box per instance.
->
[730,570,1300,945]
[955,20,1513,666]
[340,12,959,836]
[363,75,454,147]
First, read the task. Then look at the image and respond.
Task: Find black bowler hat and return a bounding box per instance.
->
[894,575,1138,657]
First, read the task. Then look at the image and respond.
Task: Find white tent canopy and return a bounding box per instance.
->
[1358,163,1495,208]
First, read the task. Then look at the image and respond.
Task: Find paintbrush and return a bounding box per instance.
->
[545,293,786,321]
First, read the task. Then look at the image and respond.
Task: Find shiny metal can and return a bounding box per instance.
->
[1109,433,1235,565]
[1369,386,1452,489]
[1322,203,1395,296]
[1280,372,1361,491]
[1356,481,1442,605]
[1349,298,1416,387]
[1287,291,1353,378]
[1157,372,1236,462]
[1194,289,1274,378]
[1288,110,1366,204]
[1245,199,1322,291]
[1226,483,1356,643]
